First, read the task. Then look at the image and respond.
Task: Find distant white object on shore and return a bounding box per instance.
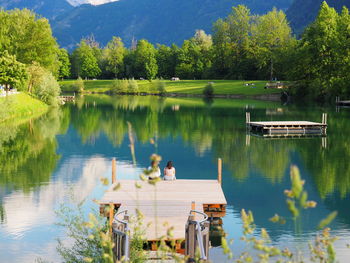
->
[171,77,180,81]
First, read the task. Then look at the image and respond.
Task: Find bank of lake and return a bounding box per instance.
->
[59,79,283,98]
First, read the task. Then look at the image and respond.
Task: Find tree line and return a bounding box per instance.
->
[67,2,350,101]
[0,2,349,102]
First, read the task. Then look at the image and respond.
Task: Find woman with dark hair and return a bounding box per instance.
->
[163,161,176,181]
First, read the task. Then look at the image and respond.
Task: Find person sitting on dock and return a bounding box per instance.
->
[148,160,161,180]
[163,161,176,181]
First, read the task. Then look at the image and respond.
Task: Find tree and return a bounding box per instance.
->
[176,30,213,79]
[0,50,28,91]
[251,8,295,80]
[288,2,344,99]
[212,5,252,79]
[103,37,125,78]
[71,40,101,79]
[0,9,59,75]
[134,40,158,80]
[156,44,178,79]
[58,48,71,79]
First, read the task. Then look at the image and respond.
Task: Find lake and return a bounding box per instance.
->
[0,95,349,262]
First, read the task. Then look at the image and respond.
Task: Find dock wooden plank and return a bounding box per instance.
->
[100,180,227,205]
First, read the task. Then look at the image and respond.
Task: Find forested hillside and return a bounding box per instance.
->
[0,0,72,18]
[52,0,293,49]
[287,0,350,34]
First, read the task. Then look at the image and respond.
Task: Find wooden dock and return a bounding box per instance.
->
[99,158,227,261]
[58,95,75,103]
[100,179,226,241]
[246,112,328,136]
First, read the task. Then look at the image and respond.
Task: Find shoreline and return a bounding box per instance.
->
[64,90,283,101]
[0,93,48,123]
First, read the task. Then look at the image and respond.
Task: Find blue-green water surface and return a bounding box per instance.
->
[0,95,349,262]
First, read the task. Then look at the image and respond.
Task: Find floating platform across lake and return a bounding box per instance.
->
[246,112,328,136]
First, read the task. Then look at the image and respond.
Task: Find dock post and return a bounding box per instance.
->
[191,201,196,220]
[246,112,251,125]
[218,158,222,185]
[112,158,116,184]
[186,208,196,259]
[109,203,114,235]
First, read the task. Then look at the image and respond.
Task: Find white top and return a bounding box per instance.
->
[163,167,176,181]
[148,166,161,179]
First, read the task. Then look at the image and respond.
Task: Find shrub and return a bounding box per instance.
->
[111,79,128,94]
[153,79,167,95]
[203,82,214,97]
[27,62,60,105]
[34,72,61,106]
[73,77,84,93]
[128,78,139,94]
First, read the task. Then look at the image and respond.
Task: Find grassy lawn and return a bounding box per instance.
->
[60,79,282,96]
[0,93,48,122]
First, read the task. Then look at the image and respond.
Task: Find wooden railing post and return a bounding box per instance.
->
[112,158,116,184]
[218,158,222,185]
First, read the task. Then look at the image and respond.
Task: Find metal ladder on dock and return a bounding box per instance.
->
[185,209,210,262]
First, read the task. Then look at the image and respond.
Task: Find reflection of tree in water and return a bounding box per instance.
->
[68,95,350,198]
[0,107,69,193]
[299,112,350,199]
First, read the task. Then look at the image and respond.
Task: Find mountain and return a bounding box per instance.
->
[52,0,293,49]
[286,0,350,35]
[0,0,73,18]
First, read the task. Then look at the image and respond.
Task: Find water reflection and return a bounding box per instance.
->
[0,95,349,262]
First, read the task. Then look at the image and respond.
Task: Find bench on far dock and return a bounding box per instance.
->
[246,112,328,136]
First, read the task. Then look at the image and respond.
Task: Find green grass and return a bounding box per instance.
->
[0,93,48,122]
[59,79,282,96]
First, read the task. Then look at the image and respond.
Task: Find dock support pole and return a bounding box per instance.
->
[112,158,116,184]
[322,113,328,135]
[191,201,196,220]
[218,158,222,185]
[246,112,251,125]
[109,203,114,235]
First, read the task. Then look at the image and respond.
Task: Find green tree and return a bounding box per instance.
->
[156,44,178,79]
[0,50,28,91]
[251,8,295,80]
[72,41,101,79]
[0,9,59,75]
[58,48,71,79]
[212,5,252,79]
[288,2,344,99]
[176,30,213,79]
[103,37,125,78]
[134,40,158,80]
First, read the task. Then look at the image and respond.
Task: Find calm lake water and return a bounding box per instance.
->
[0,95,349,262]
